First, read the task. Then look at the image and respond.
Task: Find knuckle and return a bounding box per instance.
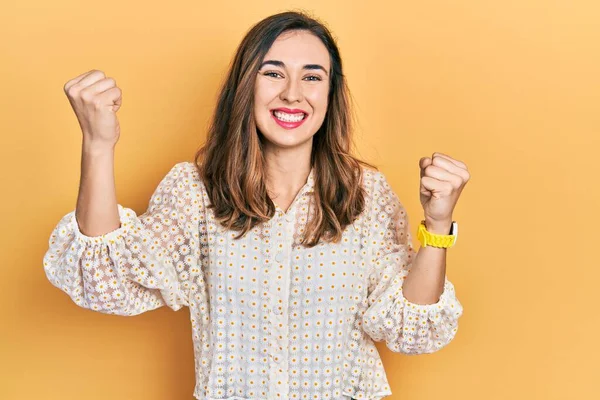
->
[65,86,77,98]
[79,88,94,102]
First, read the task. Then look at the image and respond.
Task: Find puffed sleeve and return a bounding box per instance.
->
[43,161,207,316]
[361,171,463,355]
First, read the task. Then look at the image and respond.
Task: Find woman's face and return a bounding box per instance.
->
[254,30,330,150]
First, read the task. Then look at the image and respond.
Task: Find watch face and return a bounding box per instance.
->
[452,221,458,245]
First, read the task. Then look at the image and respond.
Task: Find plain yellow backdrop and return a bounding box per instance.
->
[1,0,598,399]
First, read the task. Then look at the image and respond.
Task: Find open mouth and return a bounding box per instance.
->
[271,110,308,123]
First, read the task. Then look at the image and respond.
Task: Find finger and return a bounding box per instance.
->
[64,70,97,92]
[84,77,117,95]
[74,70,107,90]
[421,176,453,198]
[423,164,463,188]
[433,152,467,170]
[419,157,432,178]
[101,86,122,110]
[431,156,470,182]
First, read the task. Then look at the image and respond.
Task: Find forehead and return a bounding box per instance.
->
[263,30,330,69]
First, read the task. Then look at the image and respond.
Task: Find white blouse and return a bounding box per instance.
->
[43,161,463,400]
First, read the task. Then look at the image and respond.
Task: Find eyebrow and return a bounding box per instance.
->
[259,60,329,76]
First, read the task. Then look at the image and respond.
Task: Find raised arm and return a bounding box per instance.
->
[43,162,207,316]
[361,171,463,354]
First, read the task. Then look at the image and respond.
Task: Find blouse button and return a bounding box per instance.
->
[275,253,283,262]
[272,306,281,315]
[285,214,293,223]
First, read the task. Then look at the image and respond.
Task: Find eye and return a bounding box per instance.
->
[263,71,283,78]
[304,75,322,81]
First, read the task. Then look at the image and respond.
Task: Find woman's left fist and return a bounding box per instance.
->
[419,152,470,231]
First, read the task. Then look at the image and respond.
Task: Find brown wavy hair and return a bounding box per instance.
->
[193,10,377,247]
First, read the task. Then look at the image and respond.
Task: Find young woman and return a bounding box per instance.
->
[44,11,468,400]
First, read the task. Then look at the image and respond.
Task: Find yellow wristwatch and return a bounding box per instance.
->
[417,220,458,248]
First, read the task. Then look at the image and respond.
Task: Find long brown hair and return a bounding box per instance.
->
[194,10,377,247]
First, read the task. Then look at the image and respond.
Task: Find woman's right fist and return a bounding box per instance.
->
[63,70,122,146]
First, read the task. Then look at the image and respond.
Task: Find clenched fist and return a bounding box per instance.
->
[63,70,122,147]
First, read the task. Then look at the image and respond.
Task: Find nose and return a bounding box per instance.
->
[279,77,303,103]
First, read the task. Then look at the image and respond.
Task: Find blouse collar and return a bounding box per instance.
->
[304,166,315,194]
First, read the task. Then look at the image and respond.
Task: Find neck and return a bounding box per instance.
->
[263,141,313,201]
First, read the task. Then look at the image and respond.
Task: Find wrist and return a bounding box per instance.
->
[423,219,453,235]
[82,140,117,156]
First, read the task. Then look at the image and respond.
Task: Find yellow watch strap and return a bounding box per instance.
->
[417,220,456,248]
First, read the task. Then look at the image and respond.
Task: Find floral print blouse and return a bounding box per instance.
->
[43,161,463,400]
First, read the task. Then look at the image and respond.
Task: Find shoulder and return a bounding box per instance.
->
[359,165,405,218]
[157,161,207,204]
[359,165,393,197]
[167,161,200,178]
[166,161,205,188]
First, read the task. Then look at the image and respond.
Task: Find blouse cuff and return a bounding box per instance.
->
[399,278,459,323]
[69,204,136,245]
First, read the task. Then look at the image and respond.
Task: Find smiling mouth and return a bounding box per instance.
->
[271,110,308,123]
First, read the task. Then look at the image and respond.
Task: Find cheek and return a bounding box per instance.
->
[254,81,279,105]
[307,88,329,113]
[253,87,273,122]
[253,87,265,109]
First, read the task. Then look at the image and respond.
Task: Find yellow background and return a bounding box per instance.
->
[1,0,598,399]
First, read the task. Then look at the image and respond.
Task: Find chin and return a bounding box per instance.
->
[262,134,312,149]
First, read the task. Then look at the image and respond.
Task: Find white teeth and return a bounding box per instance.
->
[273,110,305,123]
